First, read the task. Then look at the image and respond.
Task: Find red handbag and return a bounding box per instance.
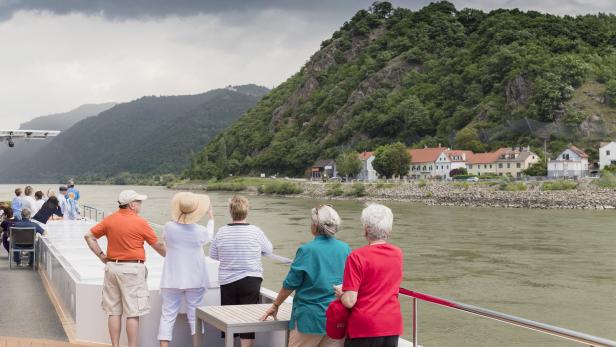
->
[325,299,350,339]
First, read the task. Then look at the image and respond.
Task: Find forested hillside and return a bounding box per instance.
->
[0,85,268,182]
[190,1,616,178]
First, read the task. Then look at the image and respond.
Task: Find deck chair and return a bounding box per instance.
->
[9,227,37,270]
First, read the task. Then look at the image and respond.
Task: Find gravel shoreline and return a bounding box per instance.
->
[172,180,616,210]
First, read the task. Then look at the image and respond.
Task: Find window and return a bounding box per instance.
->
[468,165,473,169]
[563,154,570,160]
[517,172,522,177]
[499,173,503,176]
[507,163,511,168]
[490,164,493,169]
[499,163,503,168]
[484,164,487,169]
[607,150,611,156]
[516,163,521,168]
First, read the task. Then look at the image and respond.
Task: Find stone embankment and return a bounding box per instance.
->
[300,181,616,210]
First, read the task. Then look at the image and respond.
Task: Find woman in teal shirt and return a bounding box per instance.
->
[261,205,350,347]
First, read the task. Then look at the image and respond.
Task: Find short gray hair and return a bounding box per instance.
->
[22,207,32,219]
[311,205,341,237]
[361,203,393,241]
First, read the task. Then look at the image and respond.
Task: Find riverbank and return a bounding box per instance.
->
[171,178,616,210]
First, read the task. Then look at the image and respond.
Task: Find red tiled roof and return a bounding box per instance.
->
[569,145,589,158]
[359,151,374,160]
[446,150,473,162]
[467,148,507,164]
[408,147,446,164]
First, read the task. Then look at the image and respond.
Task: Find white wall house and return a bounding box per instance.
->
[599,141,616,170]
[409,147,447,179]
[548,146,589,179]
[358,151,378,181]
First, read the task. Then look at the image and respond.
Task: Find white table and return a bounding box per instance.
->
[196,303,292,347]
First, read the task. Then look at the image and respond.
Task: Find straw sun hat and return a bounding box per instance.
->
[171,192,211,224]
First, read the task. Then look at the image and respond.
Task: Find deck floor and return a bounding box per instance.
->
[0,247,68,342]
[0,336,101,346]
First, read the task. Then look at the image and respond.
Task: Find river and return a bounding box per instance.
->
[3,184,614,346]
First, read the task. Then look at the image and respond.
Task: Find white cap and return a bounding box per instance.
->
[118,190,147,205]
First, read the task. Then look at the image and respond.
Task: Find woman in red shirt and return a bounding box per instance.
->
[337,203,403,347]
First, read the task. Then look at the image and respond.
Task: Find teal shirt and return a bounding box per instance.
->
[283,235,351,334]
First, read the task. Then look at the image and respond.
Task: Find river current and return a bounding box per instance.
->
[2,184,614,346]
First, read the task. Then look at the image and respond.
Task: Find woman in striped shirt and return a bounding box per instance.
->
[209,195,273,347]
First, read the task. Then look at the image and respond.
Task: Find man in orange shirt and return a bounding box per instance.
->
[84,190,166,347]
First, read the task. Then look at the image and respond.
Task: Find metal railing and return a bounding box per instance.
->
[81,205,105,222]
[399,288,616,347]
[79,206,616,346]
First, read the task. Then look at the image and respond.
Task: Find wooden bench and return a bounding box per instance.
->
[196,303,292,347]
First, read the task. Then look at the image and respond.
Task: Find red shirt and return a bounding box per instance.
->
[90,209,158,261]
[342,243,403,338]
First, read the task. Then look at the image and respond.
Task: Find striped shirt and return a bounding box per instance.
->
[209,223,273,285]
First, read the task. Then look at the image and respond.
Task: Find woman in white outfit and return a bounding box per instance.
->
[158,192,214,347]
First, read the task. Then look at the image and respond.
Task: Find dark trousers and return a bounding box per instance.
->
[220,276,262,340]
[344,336,399,347]
[1,232,8,252]
[12,245,33,264]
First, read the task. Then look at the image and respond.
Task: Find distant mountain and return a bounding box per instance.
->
[0,103,117,178]
[189,1,616,178]
[19,103,117,131]
[0,84,268,182]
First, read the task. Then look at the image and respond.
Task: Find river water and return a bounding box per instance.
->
[3,184,614,346]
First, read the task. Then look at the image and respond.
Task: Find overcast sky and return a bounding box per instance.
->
[0,0,614,128]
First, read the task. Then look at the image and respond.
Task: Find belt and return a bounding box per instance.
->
[109,259,144,263]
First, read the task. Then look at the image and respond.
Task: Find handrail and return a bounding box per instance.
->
[80,206,615,346]
[81,205,105,222]
[399,288,616,347]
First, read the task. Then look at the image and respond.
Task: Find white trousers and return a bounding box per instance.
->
[157,287,206,341]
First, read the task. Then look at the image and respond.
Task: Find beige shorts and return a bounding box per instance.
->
[288,329,344,347]
[102,262,150,317]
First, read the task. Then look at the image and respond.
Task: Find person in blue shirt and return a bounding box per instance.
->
[11,187,24,220]
[261,205,350,347]
[67,179,80,201]
[11,207,44,266]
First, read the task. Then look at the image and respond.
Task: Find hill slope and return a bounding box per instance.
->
[0,84,268,182]
[189,1,616,178]
[19,103,117,131]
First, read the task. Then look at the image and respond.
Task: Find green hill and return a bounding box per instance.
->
[0,85,268,182]
[189,1,616,178]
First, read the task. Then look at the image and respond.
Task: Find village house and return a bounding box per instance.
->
[466,149,504,176]
[309,159,337,181]
[599,141,616,170]
[466,147,539,177]
[408,146,472,179]
[496,146,540,177]
[548,145,589,179]
[357,151,378,181]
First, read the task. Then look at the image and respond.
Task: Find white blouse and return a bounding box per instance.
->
[159,220,214,289]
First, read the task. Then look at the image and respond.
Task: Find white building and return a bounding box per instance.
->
[358,151,378,181]
[548,146,589,179]
[408,147,472,179]
[599,141,616,170]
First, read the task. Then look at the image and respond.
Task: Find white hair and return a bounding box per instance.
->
[361,203,393,241]
[311,205,341,237]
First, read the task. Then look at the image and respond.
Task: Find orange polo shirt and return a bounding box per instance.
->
[90,209,158,261]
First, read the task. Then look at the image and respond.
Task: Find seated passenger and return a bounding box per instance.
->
[158,192,214,347]
[33,190,45,215]
[209,195,273,347]
[337,204,403,347]
[33,196,63,224]
[12,208,45,266]
[261,205,350,347]
[1,207,15,252]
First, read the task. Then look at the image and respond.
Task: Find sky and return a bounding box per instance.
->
[0,0,615,128]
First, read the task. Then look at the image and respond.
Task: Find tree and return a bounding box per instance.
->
[454,127,486,153]
[336,151,362,180]
[605,80,616,106]
[523,160,547,177]
[449,167,468,177]
[372,142,411,178]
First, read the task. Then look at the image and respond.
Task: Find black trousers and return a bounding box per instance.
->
[344,336,399,347]
[220,276,262,340]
